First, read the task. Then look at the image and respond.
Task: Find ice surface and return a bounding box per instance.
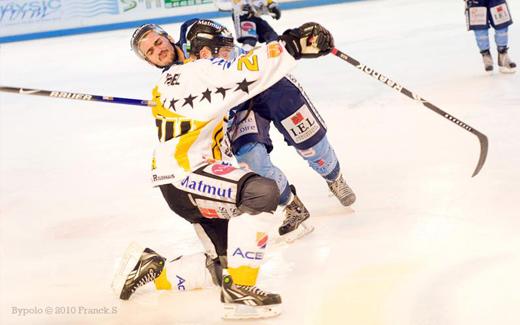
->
[1,0,519,324]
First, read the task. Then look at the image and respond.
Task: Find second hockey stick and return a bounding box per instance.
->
[331,48,488,177]
[0,86,154,107]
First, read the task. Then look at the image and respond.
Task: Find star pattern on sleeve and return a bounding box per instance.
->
[234,78,256,94]
[163,79,257,111]
[200,88,212,103]
[215,87,231,99]
[183,94,197,108]
[168,98,180,111]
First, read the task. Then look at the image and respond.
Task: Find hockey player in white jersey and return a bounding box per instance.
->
[117,20,334,319]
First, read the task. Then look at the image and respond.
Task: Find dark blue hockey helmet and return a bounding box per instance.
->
[181,19,235,58]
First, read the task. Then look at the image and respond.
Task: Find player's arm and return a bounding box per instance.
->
[155,23,334,121]
[176,41,297,121]
[189,23,332,121]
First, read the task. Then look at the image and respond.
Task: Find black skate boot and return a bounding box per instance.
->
[278,185,313,242]
[113,243,166,300]
[480,49,494,72]
[327,173,356,206]
[498,47,517,73]
[221,272,281,319]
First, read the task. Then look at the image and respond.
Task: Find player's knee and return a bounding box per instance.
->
[238,176,279,215]
[298,136,330,161]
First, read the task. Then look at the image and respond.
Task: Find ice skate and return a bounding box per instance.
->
[480,49,494,72]
[278,185,314,243]
[112,242,166,300]
[498,48,517,73]
[221,273,282,319]
[327,173,356,206]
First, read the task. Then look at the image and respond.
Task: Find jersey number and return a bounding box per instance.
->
[237,52,259,71]
[156,118,192,142]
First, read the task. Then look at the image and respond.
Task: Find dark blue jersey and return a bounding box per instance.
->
[466,0,513,30]
[229,75,327,152]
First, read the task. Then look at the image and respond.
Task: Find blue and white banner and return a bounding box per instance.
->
[0,0,119,26]
[0,0,361,43]
[0,0,215,40]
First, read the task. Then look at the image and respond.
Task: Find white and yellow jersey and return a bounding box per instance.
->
[150,41,296,187]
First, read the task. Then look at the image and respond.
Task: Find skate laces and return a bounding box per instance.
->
[499,52,514,66]
[482,53,493,66]
[130,269,158,294]
[282,198,309,226]
[236,284,269,297]
[328,175,353,198]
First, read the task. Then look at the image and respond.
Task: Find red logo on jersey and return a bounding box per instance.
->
[291,112,304,125]
[497,6,503,12]
[241,21,256,32]
[256,232,268,249]
[199,208,219,218]
[211,164,236,175]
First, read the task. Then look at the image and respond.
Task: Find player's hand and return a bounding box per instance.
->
[240,4,255,18]
[268,2,281,20]
[279,22,334,59]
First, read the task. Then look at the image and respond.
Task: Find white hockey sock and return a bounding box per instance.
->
[227,212,276,286]
[154,252,216,291]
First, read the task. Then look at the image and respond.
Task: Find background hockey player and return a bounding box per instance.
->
[465,0,516,72]
[219,0,282,50]
[119,20,334,319]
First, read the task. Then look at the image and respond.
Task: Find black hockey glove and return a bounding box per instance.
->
[268,2,281,20]
[239,4,255,19]
[279,22,334,59]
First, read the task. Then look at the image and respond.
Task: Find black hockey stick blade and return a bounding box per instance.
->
[331,48,488,177]
[471,130,488,177]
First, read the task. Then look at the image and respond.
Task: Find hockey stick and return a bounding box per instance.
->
[0,86,154,107]
[331,48,488,177]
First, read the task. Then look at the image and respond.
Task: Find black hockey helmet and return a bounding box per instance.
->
[185,19,234,58]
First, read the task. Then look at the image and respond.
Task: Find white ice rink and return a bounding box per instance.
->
[1,0,519,324]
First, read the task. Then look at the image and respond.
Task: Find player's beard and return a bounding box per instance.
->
[159,48,175,67]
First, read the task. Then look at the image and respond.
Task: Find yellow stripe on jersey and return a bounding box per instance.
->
[152,86,183,119]
[211,119,225,160]
[175,120,207,171]
[152,86,210,171]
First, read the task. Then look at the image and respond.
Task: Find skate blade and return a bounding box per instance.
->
[222,303,282,319]
[328,192,356,207]
[111,242,145,298]
[282,221,314,243]
[499,66,517,74]
[276,222,314,245]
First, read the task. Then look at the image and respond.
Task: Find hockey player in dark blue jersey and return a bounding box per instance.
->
[176,16,355,241]
[222,15,356,211]
[227,0,282,50]
[228,75,356,210]
[465,0,516,73]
